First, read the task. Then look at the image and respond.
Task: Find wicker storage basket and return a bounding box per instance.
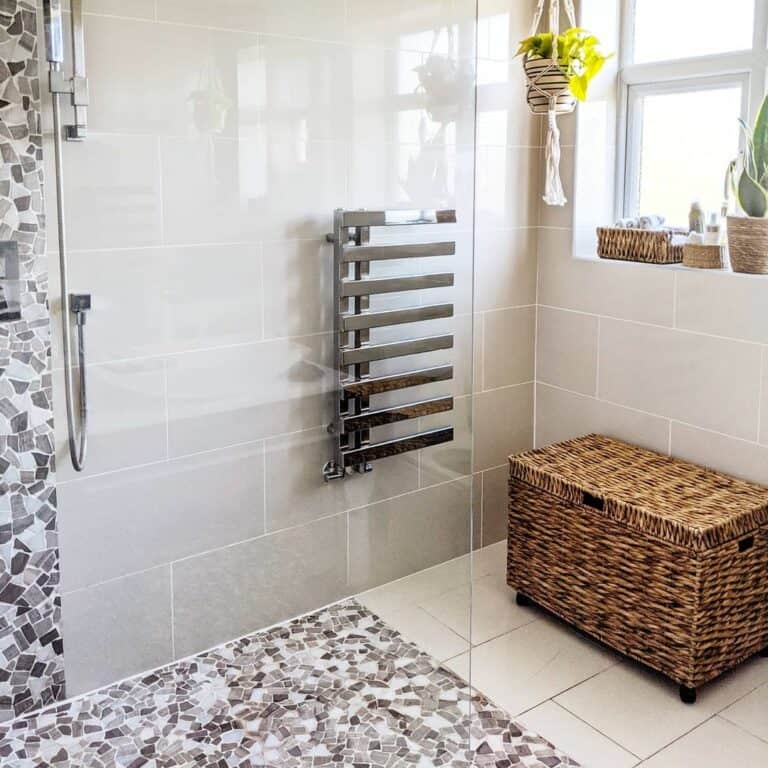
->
[508,434,768,701]
[597,227,684,265]
[727,216,768,274]
[524,57,577,115]
[683,244,725,269]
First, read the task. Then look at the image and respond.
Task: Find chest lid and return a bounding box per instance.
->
[509,434,768,551]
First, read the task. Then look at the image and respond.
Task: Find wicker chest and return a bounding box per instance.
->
[507,434,768,703]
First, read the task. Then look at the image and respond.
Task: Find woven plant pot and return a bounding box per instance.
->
[524,57,576,115]
[727,216,768,274]
[683,244,725,270]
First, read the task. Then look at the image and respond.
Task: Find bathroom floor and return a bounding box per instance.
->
[358,542,768,768]
[0,597,577,768]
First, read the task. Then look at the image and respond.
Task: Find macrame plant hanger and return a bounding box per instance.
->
[525,0,578,206]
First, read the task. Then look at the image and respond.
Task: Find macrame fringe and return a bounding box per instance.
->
[543,107,567,206]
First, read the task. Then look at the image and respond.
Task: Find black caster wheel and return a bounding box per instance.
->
[679,685,697,705]
[759,647,768,658]
[516,592,533,607]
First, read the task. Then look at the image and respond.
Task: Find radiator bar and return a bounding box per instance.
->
[341,273,453,297]
[341,303,453,331]
[343,396,453,432]
[342,427,454,466]
[342,209,457,228]
[342,366,454,397]
[341,334,453,366]
[341,241,456,262]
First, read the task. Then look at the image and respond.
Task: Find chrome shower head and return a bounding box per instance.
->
[42,0,65,64]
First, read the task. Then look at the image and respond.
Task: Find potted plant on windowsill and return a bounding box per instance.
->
[516,27,611,115]
[728,96,768,274]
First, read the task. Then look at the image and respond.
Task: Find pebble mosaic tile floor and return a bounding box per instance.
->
[0,600,578,767]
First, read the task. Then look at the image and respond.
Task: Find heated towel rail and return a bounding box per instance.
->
[323,208,456,481]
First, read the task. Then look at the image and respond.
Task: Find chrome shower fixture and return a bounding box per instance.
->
[43,0,92,471]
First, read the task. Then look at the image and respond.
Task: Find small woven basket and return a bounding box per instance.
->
[683,244,725,270]
[524,57,576,115]
[597,227,684,265]
[727,216,768,274]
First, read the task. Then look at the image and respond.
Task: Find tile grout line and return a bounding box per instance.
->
[168,565,175,658]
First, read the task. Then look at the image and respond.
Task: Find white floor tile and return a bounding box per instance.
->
[446,616,618,716]
[556,664,715,759]
[720,682,768,742]
[520,701,639,768]
[419,573,534,644]
[356,601,469,662]
[641,717,768,768]
[471,540,506,580]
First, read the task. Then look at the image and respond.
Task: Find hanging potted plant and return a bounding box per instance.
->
[516,27,611,115]
[727,96,768,274]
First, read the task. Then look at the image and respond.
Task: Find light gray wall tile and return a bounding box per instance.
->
[535,383,670,453]
[474,227,537,312]
[536,306,598,395]
[538,229,675,326]
[264,427,419,532]
[348,478,472,593]
[473,383,534,471]
[598,319,761,440]
[671,422,768,487]
[58,443,265,591]
[166,335,334,456]
[483,306,536,389]
[481,465,509,546]
[676,270,768,344]
[61,567,173,697]
[419,395,473,487]
[54,359,167,481]
[476,146,539,229]
[172,514,347,658]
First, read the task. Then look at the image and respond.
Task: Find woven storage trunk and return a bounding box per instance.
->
[597,227,684,264]
[508,434,768,695]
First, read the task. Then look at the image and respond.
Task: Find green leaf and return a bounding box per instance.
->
[737,170,768,217]
[752,96,768,181]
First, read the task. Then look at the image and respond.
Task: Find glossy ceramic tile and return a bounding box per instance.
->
[483,306,535,389]
[448,615,618,716]
[598,319,762,440]
[171,513,348,658]
[418,394,472,487]
[479,464,509,545]
[53,359,167,481]
[536,306,599,395]
[58,442,266,591]
[720,682,768,741]
[476,145,539,229]
[520,701,639,768]
[474,226,537,311]
[641,717,768,768]
[535,383,671,453]
[473,383,534,471]
[66,0,156,17]
[61,567,173,697]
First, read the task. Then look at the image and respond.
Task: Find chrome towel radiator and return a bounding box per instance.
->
[323,208,457,482]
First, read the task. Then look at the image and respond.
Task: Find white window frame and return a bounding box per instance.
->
[617,0,768,220]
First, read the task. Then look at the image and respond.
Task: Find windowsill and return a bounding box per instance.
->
[574,251,768,278]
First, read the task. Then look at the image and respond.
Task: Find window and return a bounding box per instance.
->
[620,0,767,226]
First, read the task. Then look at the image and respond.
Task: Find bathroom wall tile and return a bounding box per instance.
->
[166,335,333,456]
[51,243,263,366]
[535,383,671,453]
[264,427,419,532]
[536,306,598,396]
[598,319,762,440]
[480,464,509,546]
[671,422,768,487]
[59,134,162,250]
[419,394,473,487]
[346,0,477,56]
[676,270,768,344]
[61,567,172,697]
[262,240,334,339]
[476,146,539,229]
[61,0,155,17]
[473,383,533,471]
[53,359,167,481]
[477,0,537,62]
[348,478,472,593]
[58,442,265,591]
[537,228,676,326]
[172,514,347,658]
[474,227,537,311]
[156,0,347,40]
[160,136,347,245]
[483,306,535,389]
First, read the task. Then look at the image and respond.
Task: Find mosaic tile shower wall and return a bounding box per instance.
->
[0,0,63,721]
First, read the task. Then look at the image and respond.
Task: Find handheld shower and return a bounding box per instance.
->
[43,0,91,472]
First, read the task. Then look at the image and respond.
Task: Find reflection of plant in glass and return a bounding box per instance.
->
[516,27,611,101]
[729,95,768,217]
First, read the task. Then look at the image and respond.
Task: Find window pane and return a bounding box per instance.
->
[635,86,742,226]
[633,0,754,63]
